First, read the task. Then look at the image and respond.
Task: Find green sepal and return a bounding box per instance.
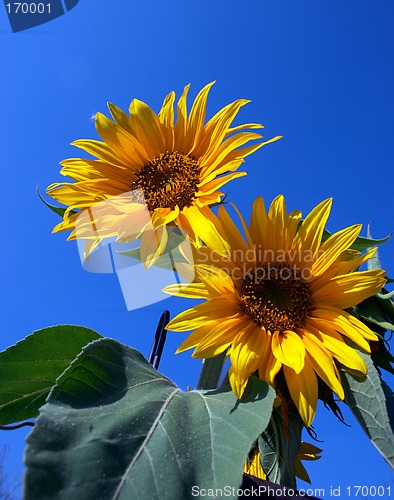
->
[37,185,78,218]
[355,291,394,332]
[322,227,391,251]
[372,347,394,376]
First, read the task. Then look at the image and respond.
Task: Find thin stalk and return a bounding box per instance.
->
[196,352,226,390]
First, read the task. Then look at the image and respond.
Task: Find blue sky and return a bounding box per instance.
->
[1,0,394,496]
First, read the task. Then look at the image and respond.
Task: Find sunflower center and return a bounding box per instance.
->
[239,264,313,332]
[132,151,201,211]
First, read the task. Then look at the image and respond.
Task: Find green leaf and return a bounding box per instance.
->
[0,325,101,424]
[322,228,391,251]
[24,339,275,500]
[372,349,394,376]
[36,185,77,218]
[342,350,394,469]
[351,234,391,252]
[258,406,303,488]
[355,294,394,331]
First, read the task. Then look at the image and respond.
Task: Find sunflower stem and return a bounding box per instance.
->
[196,353,226,390]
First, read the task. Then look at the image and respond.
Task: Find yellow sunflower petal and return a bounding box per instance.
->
[199,158,244,187]
[158,91,175,147]
[188,81,215,154]
[250,196,268,252]
[267,195,289,252]
[202,132,263,177]
[173,84,190,151]
[306,323,367,374]
[284,363,318,428]
[182,205,230,256]
[299,329,344,399]
[295,198,332,259]
[311,224,362,276]
[107,102,133,134]
[194,265,235,296]
[272,330,305,373]
[228,365,249,400]
[229,323,265,386]
[253,328,282,386]
[199,99,250,161]
[198,171,246,194]
[60,158,130,183]
[193,316,251,358]
[175,324,215,353]
[311,270,386,309]
[218,205,250,255]
[229,202,255,251]
[51,211,80,233]
[308,307,376,349]
[71,139,131,168]
[167,299,240,332]
[288,210,303,244]
[95,112,149,166]
[151,206,180,228]
[163,282,210,299]
[226,123,265,136]
[128,99,166,158]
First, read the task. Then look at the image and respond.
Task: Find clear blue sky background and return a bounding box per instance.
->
[1,0,394,497]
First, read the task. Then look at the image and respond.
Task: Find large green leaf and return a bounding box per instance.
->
[0,325,101,424]
[24,339,275,500]
[258,406,303,488]
[342,350,394,469]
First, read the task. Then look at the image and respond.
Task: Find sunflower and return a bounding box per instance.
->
[46,83,281,265]
[165,195,386,426]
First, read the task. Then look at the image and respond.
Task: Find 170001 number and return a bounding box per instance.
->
[5,3,51,14]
